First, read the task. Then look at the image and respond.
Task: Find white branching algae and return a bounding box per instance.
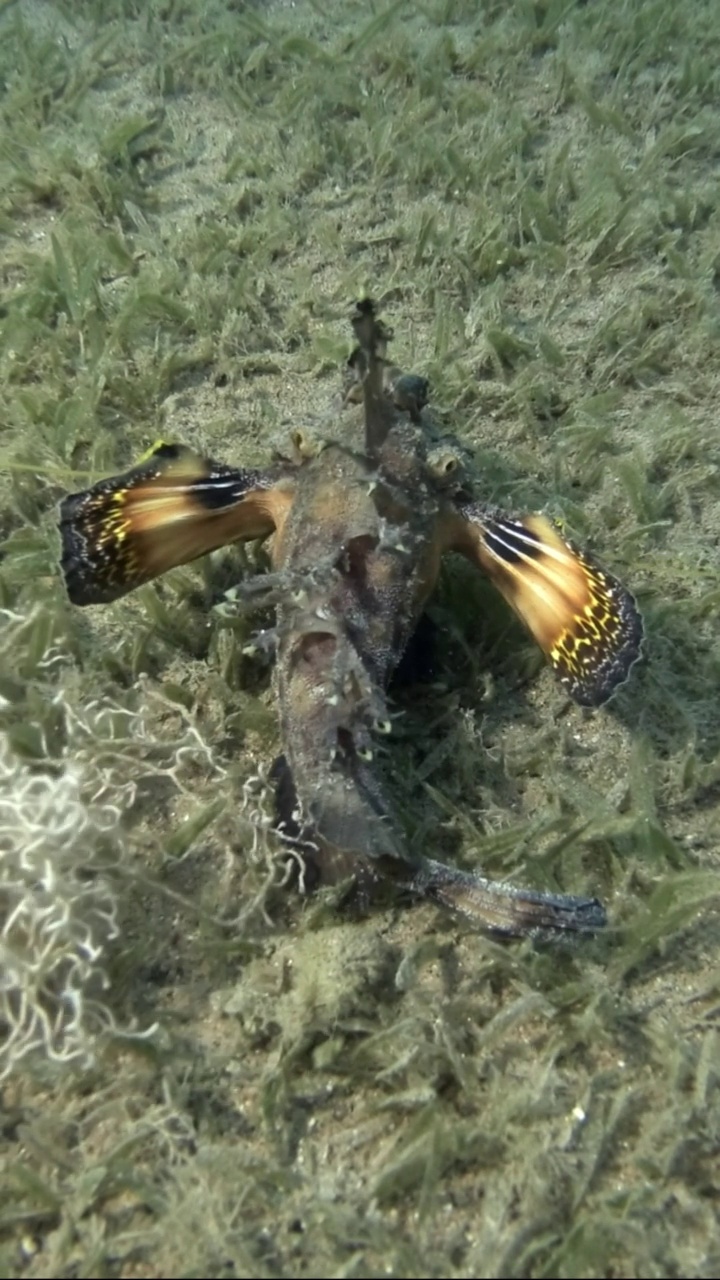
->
[0,733,132,1077]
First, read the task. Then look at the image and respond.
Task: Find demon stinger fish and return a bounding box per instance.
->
[58,300,643,938]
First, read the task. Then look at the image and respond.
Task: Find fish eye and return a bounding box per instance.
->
[428,448,463,482]
[289,427,319,460]
[391,373,430,414]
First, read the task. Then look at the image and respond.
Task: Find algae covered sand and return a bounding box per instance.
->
[1,0,719,1275]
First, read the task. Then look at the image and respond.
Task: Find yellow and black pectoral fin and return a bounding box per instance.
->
[449,504,643,707]
[59,442,292,606]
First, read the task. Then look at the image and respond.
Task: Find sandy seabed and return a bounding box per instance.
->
[1,1,719,1276]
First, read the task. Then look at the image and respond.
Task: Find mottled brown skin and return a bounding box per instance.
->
[270,422,446,882]
[59,301,643,936]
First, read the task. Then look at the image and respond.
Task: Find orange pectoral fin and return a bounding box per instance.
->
[59,442,292,605]
[447,505,643,707]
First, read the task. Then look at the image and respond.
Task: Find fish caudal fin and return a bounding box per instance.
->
[414,858,606,937]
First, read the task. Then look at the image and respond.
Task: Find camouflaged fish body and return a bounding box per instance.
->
[59,300,644,937]
[270,414,445,883]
